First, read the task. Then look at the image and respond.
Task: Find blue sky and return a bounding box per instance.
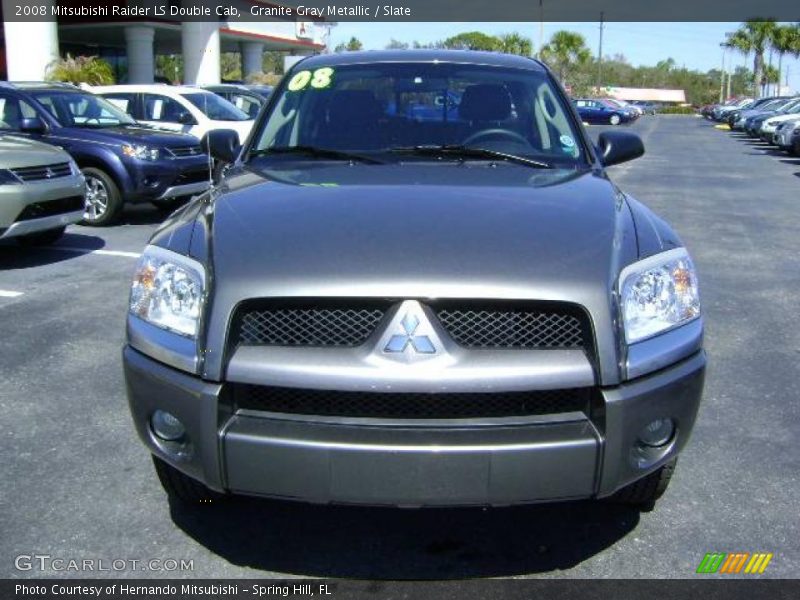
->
[329,22,800,92]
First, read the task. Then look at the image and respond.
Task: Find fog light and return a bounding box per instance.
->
[638,418,674,448]
[151,410,185,442]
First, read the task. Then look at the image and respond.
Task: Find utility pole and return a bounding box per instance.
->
[596,12,604,95]
[538,1,544,59]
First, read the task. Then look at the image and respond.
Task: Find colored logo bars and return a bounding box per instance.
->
[696,552,773,574]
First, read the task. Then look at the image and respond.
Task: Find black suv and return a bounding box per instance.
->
[0,83,211,225]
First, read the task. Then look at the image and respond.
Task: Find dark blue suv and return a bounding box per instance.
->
[0,83,211,225]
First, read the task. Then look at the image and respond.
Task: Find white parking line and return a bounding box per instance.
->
[56,246,141,259]
[0,290,23,298]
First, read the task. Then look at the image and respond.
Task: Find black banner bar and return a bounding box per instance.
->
[4,579,800,600]
[2,0,800,23]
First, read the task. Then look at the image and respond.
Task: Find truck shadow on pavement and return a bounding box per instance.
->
[0,232,105,270]
[169,496,640,578]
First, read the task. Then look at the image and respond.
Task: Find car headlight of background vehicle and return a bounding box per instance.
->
[619,247,700,344]
[129,246,205,338]
[122,144,160,161]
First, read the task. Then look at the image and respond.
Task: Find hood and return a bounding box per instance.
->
[192,162,640,383]
[0,134,71,167]
[59,125,200,148]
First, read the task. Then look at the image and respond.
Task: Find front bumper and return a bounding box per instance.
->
[0,174,85,239]
[121,155,210,202]
[124,346,706,506]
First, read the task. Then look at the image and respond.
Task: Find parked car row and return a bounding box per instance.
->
[571,98,644,125]
[703,94,800,156]
[0,81,274,231]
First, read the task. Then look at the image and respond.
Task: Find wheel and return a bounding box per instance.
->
[16,226,65,246]
[151,455,223,505]
[81,167,123,226]
[609,114,621,125]
[609,458,677,511]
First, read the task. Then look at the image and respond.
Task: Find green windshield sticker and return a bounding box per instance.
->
[287,68,334,92]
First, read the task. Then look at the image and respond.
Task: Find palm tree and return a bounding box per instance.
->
[540,31,592,88]
[725,20,778,98]
[498,33,533,57]
[770,24,800,94]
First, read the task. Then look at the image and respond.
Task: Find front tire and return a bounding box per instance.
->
[81,167,123,226]
[152,456,223,505]
[609,458,677,511]
[16,226,66,246]
[609,114,621,125]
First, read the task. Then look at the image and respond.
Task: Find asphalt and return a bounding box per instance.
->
[1,115,798,580]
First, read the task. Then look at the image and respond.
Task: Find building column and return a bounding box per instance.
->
[241,42,264,80]
[124,26,155,84]
[2,0,58,81]
[181,21,220,85]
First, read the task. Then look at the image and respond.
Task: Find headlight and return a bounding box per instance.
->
[765,119,778,127]
[122,144,160,161]
[129,246,205,338]
[619,247,700,344]
[68,159,81,176]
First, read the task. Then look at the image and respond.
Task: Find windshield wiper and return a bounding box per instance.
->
[388,145,552,169]
[250,145,383,164]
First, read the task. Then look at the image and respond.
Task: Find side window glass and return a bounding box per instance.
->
[142,94,186,122]
[105,94,136,115]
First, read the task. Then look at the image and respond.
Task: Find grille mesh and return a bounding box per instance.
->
[436,308,586,349]
[10,162,72,182]
[239,307,386,347]
[166,145,204,158]
[233,385,592,419]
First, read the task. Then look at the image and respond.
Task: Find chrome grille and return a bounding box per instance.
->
[238,305,387,347]
[233,385,593,419]
[436,306,587,349]
[166,145,204,158]
[10,162,72,182]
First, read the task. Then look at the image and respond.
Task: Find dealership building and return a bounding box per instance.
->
[0,0,325,84]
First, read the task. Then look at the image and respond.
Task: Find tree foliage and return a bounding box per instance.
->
[335,37,364,52]
[46,54,114,85]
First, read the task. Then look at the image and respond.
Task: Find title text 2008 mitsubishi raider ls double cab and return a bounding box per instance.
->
[124,51,705,511]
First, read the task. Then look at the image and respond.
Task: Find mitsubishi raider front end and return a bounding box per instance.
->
[123,51,705,510]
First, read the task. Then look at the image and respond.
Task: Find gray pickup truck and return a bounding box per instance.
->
[0,134,85,245]
[124,50,705,511]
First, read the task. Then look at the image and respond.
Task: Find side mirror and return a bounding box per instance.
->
[177,111,196,125]
[202,129,240,163]
[597,131,644,167]
[19,117,47,134]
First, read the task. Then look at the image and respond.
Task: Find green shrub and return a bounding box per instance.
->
[657,106,697,115]
[46,54,115,86]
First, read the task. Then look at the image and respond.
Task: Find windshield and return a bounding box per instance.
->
[181,93,249,121]
[30,91,135,128]
[252,62,586,166]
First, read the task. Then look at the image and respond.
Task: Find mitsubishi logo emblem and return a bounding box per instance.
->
[384,312,436,354]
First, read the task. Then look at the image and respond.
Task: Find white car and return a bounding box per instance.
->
[759,98,800,140]
[93,85,255,145]
[774,119,800,151]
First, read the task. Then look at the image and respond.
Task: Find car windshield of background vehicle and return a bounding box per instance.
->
[181,93,250,121]
[253,62,586,167]
[29,91,136,128]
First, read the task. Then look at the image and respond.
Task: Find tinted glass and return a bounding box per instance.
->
[181,93,249,121]
[29,91,135,127]
[253,62,585,164]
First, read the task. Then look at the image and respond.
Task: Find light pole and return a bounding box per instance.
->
[719,43,727,103]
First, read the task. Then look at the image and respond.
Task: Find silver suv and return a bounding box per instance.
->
[0,134,85,245]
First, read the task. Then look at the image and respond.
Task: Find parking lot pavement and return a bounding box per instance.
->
[1,115,798,580]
